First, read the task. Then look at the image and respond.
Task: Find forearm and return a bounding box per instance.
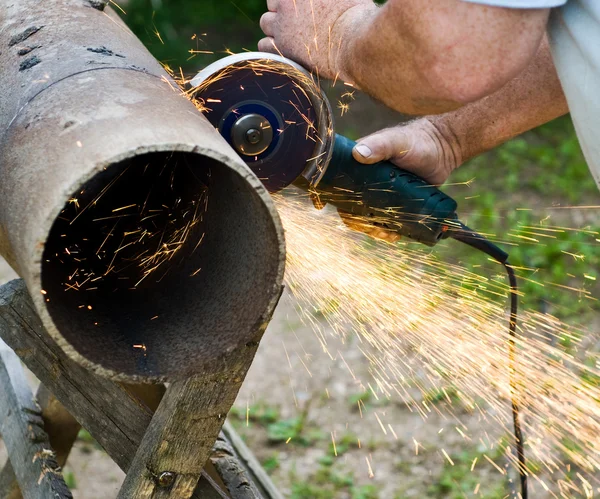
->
[339,0,549,115]
[428,36,568,164]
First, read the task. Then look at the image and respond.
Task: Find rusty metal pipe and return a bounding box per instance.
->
[0,1,285,382]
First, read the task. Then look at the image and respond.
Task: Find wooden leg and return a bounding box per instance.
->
[0,338,72,499]
[118,371,249,498]
[35,385,81,468]
[0,384,81,499]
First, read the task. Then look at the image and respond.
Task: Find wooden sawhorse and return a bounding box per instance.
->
[0,280,283,499]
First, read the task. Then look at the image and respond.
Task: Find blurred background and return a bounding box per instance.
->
[1,1,599,497]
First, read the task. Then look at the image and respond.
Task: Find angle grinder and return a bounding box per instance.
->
[191,52,464,247]
[191,52,528,497]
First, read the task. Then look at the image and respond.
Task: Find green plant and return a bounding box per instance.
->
[327,433,360,457]
[291,481,334,499]
[64,470,77,489]
[229,401,280,427]
[351,484,379,499]
[267,417,326,446]
[428,448,506,498]
[348,390,372,408]
[423,386,460,405]
[262,453,281,474]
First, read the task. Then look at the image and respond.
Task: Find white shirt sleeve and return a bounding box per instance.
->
[463,0,567,7]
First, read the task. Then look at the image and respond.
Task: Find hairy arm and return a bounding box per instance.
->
[341,0,551,114]
[433,35,567,163]
[353,36,569,184]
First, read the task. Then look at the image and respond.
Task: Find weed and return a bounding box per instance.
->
[229,401,280,427]
[423,386,460,405]
[63,469,77,489]
[327,433,360,457]
[428,447,506,498]
[262,453,280,474]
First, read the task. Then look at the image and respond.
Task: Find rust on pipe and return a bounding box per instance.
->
[0,1,285,382]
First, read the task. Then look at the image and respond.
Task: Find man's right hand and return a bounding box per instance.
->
[351,118,463,186]
[338,118,463,243]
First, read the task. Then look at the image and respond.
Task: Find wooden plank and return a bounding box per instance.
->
[0,280,276,498]
[117,375,231,498]
[0,385,81,499]
[35,386,81,468]
[117,358,259,499]
[220,422,284,499]
[210,429,262,499]
[0,338,72,499]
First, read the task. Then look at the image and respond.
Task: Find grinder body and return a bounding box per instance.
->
[316,134,457,245]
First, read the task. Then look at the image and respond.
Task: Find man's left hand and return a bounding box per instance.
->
[259,0,377,81]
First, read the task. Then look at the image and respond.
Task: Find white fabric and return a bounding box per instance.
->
[465,0,600,190]
[464,0,566,7]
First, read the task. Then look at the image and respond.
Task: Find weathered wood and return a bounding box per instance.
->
[0,280,277,498]
[0,338,72,499]
[210,429,261,499]
[117,371,246,498]
[35,386,81,468]
[0,385,81,499]
[220,422,284,499]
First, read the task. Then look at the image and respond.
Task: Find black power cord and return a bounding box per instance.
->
[450,224,527,499]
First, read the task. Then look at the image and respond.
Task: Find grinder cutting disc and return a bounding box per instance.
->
[191,52,334,192]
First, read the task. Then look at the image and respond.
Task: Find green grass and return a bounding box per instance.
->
[427,447,506,498]
[262,453,281,474]
[228,401,326,447]
[423,385,460,405]
[290,463,379,499]
[64,470,77,489]
[229,401,280,426]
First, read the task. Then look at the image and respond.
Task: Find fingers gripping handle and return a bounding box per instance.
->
[316,134,459,246]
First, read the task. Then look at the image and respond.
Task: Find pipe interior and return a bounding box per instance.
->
[41,151,281,378]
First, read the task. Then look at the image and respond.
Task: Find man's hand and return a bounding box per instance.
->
[259,0,377,81]
[336,118,462,243]
[352,118,462,186]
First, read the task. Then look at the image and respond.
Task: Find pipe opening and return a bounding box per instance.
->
[41,151,281,379]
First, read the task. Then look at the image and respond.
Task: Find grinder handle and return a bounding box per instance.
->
[316,134,459,246]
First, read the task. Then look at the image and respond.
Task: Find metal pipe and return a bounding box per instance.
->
[0,0,285,382]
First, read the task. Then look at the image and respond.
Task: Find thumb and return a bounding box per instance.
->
[352,128,411,165]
